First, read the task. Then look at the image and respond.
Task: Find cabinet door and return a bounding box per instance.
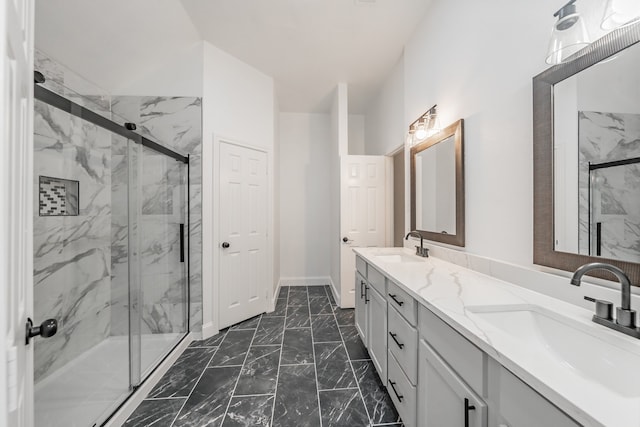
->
[368,285,387,381]
[355,271,368,346]
[418,340,487,427]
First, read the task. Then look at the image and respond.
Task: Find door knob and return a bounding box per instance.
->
[26,318,57,345]
[222,242,230,248]
[342,237,353,243]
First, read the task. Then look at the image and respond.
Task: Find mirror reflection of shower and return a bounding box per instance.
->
[587,156,640,263]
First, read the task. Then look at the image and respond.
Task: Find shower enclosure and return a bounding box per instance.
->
[33,78,190,427]
[588,157,640,263]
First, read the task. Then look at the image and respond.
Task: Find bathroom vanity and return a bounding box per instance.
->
[354,247,640,427]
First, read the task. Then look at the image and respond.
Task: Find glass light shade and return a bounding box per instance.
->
[546,12,591,65]
[414,122,427,141]
[601,0,640,30]
[425,114,442,137]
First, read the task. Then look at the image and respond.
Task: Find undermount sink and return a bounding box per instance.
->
[373,253,421,263]
[467,304,640,397]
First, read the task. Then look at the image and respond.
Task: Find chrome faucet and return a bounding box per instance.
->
[405,231,429,257]
[571,262,640,338]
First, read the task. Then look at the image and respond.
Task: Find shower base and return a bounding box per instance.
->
[35,333,182,427]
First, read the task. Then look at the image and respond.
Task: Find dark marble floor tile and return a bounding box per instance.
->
[210,330,255,367]
[340,325,370,360]
[173,366,241,427]
[281,328,313,365]
[333,307,355,326]
[319,389,369,427]
[372,424,403,427]
[264,298,287,317]
[314,342,357,390]
[148,347,216,398]
[309,296,333,315]
[352,360,399,425]
[235,346,280,395]
[288,287,307,293]
[307,286,327,297]
[189,329,227,347]
[253,316,285,345]
[273,365,320,427]
[230,314,262,330]
[277,287,289,299]
[311,315,341,342]
[124,398,185,426]
[324,286,336,305]
[222,395,275,427]
[285,305,310,328]
[287,291,308,306]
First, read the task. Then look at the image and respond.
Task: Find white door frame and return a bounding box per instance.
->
[1,0,35,426]
[201,133,273,338]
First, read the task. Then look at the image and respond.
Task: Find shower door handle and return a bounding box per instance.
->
[180,224,185,263]
[26,318,57,345]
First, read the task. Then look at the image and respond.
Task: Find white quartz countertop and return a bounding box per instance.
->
[353,247,640,427]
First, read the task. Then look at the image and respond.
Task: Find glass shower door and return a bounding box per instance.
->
[129,143,189,385]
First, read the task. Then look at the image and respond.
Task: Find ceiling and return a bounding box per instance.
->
[181,0,431,112]
[35,0,432,113]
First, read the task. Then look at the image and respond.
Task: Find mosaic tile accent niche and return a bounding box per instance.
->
[39,176,79,216]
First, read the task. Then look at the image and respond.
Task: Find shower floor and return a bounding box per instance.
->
[35,333,182,427]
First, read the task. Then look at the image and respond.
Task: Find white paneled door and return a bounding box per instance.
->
[340,156,387,308]
[219,142,268,329]
[1,0,34,426]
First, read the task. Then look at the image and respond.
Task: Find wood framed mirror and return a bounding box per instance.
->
[533,20,640,285]
[410,119,465,247]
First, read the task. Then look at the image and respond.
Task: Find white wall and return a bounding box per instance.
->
[273,93,281,295]
[348,114,366,155]
[364,57,405,155]
[402,0,561,267]
[201,41,276,334]
[279,113,332,281]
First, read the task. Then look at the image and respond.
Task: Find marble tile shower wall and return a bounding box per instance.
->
[110,96,203,334]
[578,111,640,262]
[33,51,114,382]
[33,100,113,382]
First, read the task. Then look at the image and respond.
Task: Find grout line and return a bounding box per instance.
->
[270,287,289,424]
[229,392,275,398]
[317,386,360,392]
[308,286,324,427]
[279,362,315,367]
[220,314,262,424]
[333,298,373,425]
[143,396,188,401]
[169,328,228,426]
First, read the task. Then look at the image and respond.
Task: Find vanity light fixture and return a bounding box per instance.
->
[546,0,591,65]
[408,105,441,146]
[601,0,640,30]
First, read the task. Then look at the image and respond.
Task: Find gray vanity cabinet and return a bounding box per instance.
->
[368,284,387,382]
[355,271,368,346]
[418,339,487,427]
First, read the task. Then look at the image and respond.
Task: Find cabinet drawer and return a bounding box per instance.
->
[499,368,580,427]
[418,305,484,395]
[388,352,417,427]
[367,266,386,296]
[356,255,367,278]
[388,305,418,384]
[387,280,418,326]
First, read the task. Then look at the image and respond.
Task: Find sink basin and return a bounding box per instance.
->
[373,254,421,263]
[467,304,640,397]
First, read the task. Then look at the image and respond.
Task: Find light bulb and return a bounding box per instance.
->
[414,122,427,141]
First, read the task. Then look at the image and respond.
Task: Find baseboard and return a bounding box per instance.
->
[328,277,341,306]
[279,276,331,287]
[201,321,218,341]
[105,333,193,427]
[271,279,283,310]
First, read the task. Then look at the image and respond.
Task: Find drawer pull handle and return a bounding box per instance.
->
[389,332,404,349]
[360,280,365,298]
[364,284,369,304]
[388,380,404,402]
[464,397,476,427]
[389,293,404,306]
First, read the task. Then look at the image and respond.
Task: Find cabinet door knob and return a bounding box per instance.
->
[464,398,476,427]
